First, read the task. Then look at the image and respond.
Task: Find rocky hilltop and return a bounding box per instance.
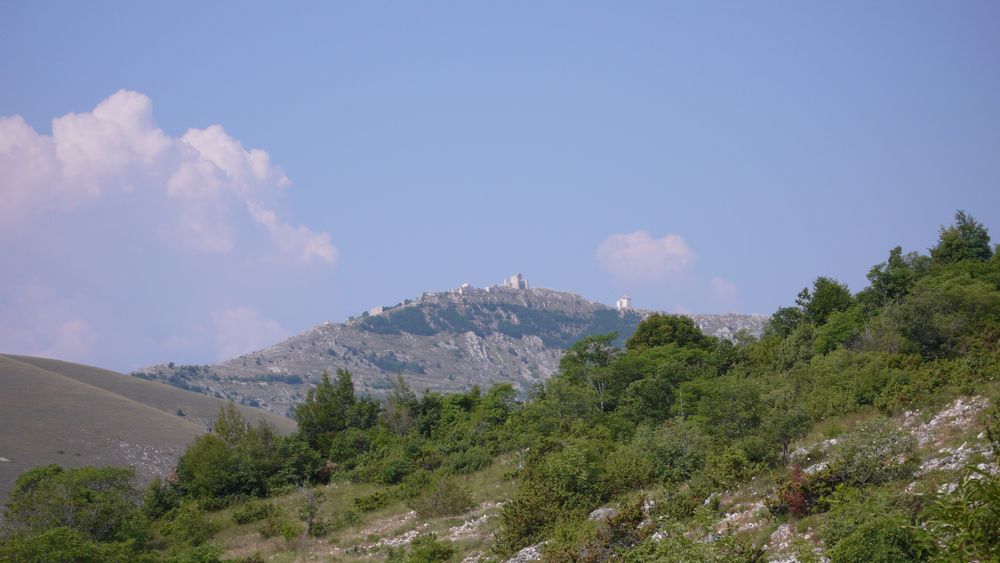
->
[134,279,767,416]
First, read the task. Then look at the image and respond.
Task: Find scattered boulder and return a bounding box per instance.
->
[588,506,618,523]
[505,542,545,562]
[804,461,829,475]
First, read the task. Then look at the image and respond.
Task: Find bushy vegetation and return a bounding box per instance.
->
[408,479,474,518]
[3,210,999,561]
[386,532,456,563]
[231,499,277,525]
[490,210,1000,558]
[0,465,156,561]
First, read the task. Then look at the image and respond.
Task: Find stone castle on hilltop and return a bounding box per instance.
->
[502,273,529,289]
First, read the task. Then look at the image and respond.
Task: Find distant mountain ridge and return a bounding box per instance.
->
[135,281,768,416]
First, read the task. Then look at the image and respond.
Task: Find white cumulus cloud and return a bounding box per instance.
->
[0,90,336,264]
[246,202,339,264]
[0,91,340,368]
[596,231,696,285]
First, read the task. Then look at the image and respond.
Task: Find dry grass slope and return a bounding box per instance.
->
[0,354,295,503]
[7,355,295,432]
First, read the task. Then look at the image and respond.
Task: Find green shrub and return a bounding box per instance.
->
[652,486,699,521]
[696,445,764,493]
[398,468,434,499]
[160,502,220,547]
[297,489,329,537]
[920,466,1000,562]
[381,458,413,484]
[0,527,154,563]
[634,421,711,483]
[164,543,225,562]
[544,496,650,562]
[334,507,361,529]
[2,465,148,545]
[542,518,601,562]
[354,490,393,512]
[280,520,302,544]
[258,512,284,538]
[604,442,655,494]
[175,434,239,499]
[827,516,927,563]
[622,517,764,562]
[531,440,607,511]
[445,446,491,474]
[259,512,301,544]
[829,418,918,486]
[406,533,456,562]
[142,476,180,520]
[881,274,1000,357]
[625,313,712,352]
[232,500,277,525]
[495,479,562,557]
[408,479,474,518]
[195,494,241,511]
[814,306,865,354]
[818,487,910,551]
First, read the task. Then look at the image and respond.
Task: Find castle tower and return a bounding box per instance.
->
[503,273,529,289]
[616,295,632,311]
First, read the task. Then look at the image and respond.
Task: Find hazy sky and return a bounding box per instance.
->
[1,2,998,371]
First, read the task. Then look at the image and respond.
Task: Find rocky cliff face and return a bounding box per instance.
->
[133,285,767,416]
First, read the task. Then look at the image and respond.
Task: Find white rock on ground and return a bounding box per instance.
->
[588,506,618,522]
[505,543,545,562]
[446,513,492,541]
[804,461,829,474]
[716,501,766,533]
[906,396,990,447]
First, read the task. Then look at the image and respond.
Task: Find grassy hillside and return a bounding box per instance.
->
[199,455,517,562]
[127,394,995,562]
[0,355,294,503]
[3,212,999,562]
[6,355,294,433]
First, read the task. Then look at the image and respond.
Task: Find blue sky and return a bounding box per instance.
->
[1,1,998,370]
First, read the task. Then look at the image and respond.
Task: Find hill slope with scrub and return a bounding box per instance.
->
[3,211,1000,562]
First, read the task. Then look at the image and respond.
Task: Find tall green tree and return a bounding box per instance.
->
[625,314,710,352]
[212,401,250,447]
[796,277,853,325]
[931,210,992,265]
[559,334,620,411]
[881,273,1000,356]
[383,374,418,435]
[864,246,927,307]
[294,369,359,448]
[174,433,238,498]
[764,306,805,338]
[764,403,812,463]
